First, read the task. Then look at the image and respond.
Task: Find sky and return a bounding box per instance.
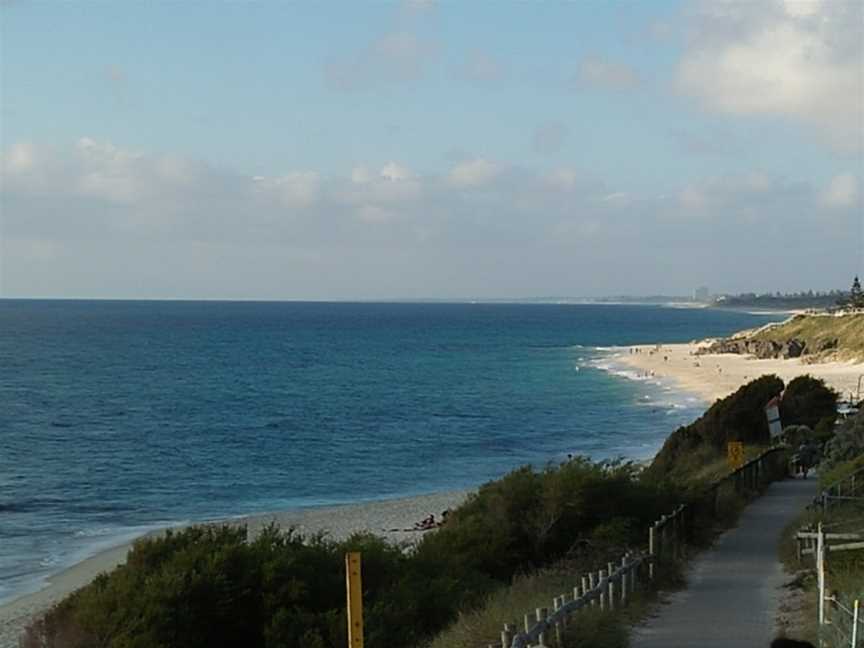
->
[1,0,862,300]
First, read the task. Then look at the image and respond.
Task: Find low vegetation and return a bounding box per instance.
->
[25,376,837,648]
[644,375,836,486]
[25,459,677,648]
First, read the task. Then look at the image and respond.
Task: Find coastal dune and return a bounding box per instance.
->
[0,491,467,648]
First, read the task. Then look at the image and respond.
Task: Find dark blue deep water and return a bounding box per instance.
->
[0,300,782,602]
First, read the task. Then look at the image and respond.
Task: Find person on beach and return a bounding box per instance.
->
[414,514,436,530]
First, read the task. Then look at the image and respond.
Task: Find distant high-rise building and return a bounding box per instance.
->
[693,286,710,302]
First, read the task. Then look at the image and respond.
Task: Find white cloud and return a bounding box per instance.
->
[2,142,37,174]
[677,0,864,152]
[356,204,397,224]
[543,168,582,191]
[326,32,437,91]
[380,162,413,181]
[351,166,374,184]
[575,57,641,90]
[447,158,499,187]
[822,173,860,208]
[254,172,321,209]
[2,138,858,298]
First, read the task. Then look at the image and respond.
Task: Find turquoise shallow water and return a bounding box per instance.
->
[0,300,782,603]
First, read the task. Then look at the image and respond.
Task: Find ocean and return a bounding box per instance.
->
[0,300,782,604]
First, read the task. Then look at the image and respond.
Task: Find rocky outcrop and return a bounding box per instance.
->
[697,337,812,359]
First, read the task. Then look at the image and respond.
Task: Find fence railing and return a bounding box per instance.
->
[816,466,864,512]
[490,446,790,648]
[796,523,864,647]
[494,551,645,648]
[650,446,792,559]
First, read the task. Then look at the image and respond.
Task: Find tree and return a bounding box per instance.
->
[851,275,864,308]
[780,375,837,430]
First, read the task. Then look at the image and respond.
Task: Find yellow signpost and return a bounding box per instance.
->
[345,552,364,648]
[727,441,744,470]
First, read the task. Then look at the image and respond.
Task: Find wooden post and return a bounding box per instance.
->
[537,607,548,647]
[501,623,514,648]
[524,613,532,634]
[553,596,563,644]
[672,511,679,559]
[589,572,597,607]
[599,570,607,611]
[621,555,628,603]
[607,562,615,611]
[345,552,364,648]
[553,595,561,631]
[649,524,656,580]
[817,523,825,626]
[658,516,666,560]
[852,599,859,648]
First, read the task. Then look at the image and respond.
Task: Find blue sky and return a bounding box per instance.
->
[1,0,862,299]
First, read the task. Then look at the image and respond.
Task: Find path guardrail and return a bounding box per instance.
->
[796,522,864,647]
[816,466,864,513]
[489,446,790,648]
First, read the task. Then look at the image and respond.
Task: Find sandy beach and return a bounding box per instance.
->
[0,490,468,648]
[617,342,864,404]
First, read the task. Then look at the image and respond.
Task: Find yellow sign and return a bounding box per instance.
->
[727,441,744,470]
[346,552,364,648]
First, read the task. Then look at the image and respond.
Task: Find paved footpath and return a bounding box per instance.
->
[631,477,817,648]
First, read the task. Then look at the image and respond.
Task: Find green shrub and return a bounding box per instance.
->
[26,458,677,648]
[821,409,864,474]
[644,375,784,484]
[780,376,837,430]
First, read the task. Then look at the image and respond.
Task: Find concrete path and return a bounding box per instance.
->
[631,477,817,648]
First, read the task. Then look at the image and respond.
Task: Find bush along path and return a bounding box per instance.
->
[630,476,818,648]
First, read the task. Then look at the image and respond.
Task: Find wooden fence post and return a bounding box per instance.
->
[599,570,607,611]
[589,572,597,607]
[649,523,656,580]
[537,607,548,647]
[607,562,616,611]
[553,596,563,643]
[817,523,826,626]
[621,555,628,603]
[501,623,514,648]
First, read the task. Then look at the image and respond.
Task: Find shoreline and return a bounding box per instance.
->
[615,342,864,403]
[0,490,469,647]
[2,318,811,646]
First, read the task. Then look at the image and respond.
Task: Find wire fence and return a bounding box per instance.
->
[816,466,864,513]
[820,594,862,648]
[797,520,864,648]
